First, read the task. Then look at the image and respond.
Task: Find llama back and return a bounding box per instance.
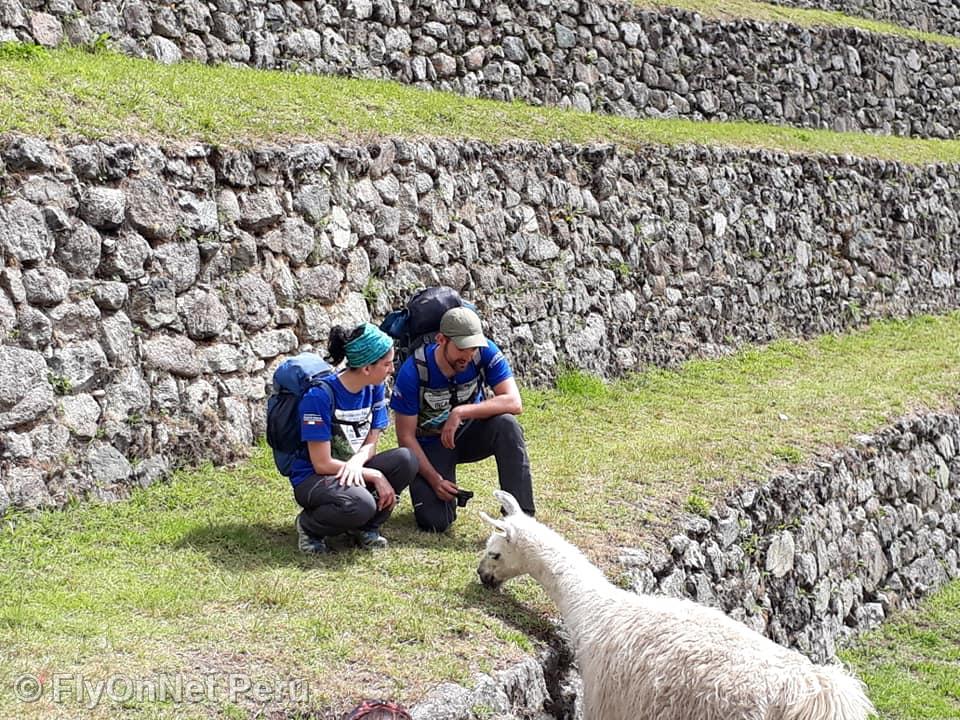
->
[573,593,874,720]
[778,663,876,720]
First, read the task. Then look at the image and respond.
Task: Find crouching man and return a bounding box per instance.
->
[389,307,536,532]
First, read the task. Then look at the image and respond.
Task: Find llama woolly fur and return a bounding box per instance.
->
[477,491,876,720]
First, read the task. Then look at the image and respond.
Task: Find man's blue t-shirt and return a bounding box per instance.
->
[288,374,388,487]
[389,340,513,444]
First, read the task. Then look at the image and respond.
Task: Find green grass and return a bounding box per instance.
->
[842,581,960,719]
[642,0,960,47]
[3,44,960,163]
[1,313,959,718]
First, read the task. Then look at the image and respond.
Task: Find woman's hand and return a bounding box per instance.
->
[369,471,395,511]
[336,455,366,487]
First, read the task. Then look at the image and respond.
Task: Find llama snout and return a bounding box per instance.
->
[477,563,502,589]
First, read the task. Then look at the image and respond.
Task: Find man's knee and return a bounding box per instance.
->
[488,413,526,444]
[414,507,454,533]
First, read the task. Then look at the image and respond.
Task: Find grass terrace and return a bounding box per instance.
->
[1,43,960,163]
[1,313,959,719]
[644,0,960,48]
[843,581,960,720]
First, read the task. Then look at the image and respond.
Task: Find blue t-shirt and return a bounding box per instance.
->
[389,340,513,444]
[288,374,388,487]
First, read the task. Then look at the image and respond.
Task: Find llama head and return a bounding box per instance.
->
[476,491,528,589]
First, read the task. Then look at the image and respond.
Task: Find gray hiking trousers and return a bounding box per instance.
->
[294,447,418,539]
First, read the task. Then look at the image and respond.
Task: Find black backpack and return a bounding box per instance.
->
[379,286,475,368]
[265,353,335,477]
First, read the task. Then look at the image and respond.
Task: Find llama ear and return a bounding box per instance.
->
[493,490,522,516]
[480,511,515,542]
[479,511,507,533]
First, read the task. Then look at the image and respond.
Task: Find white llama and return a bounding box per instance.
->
[477,491,876,720]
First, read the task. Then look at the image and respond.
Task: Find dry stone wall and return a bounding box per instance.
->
[1,132,959,516]
[1,0,959,138]
[770,0,960,39]
[408,411,960,720]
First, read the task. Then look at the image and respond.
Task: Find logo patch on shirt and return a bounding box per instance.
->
[302,413,324,426]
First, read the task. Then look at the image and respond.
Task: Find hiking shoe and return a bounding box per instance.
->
[296,517,329,555]
[350,529,389,550]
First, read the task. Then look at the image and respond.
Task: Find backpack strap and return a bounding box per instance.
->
[413,344,488,409]
[413,345,430,386]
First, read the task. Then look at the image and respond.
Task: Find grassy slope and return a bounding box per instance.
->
[643,0,960,47]
[842,581,960,720]
[1,44,960,163]
[1,313,958,719]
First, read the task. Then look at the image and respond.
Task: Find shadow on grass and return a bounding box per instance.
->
[460,578,558,642]
[175,513,478,570]
[175,521,368,571]
[382,510,482,552]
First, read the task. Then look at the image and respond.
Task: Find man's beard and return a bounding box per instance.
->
[444,344,469,372]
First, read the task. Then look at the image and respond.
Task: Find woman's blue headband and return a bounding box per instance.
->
[344,323,394,368]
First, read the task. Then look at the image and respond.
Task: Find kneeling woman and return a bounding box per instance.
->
[291,323,418,553]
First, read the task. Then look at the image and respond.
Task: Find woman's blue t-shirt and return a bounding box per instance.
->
[288,374,388,487]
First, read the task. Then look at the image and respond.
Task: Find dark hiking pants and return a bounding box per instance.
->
[294,447,418,539]
[410,414,535,532]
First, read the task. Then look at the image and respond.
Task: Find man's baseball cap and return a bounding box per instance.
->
[439,307,487,349]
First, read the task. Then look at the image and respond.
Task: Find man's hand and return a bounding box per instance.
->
[336,455,366,487]
[430,476,459,502]
[440,406,464,449]
[368,471,395,511]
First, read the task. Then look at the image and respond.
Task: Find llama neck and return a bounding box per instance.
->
[521,525,613,620]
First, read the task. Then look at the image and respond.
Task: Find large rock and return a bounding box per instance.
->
[177,288,230,340]
[30,12,63,47]
[0,346,54,429]
[238,190,283,231]
[227,272,276,330]
[59,394,102,439]
[260,217,316,265]
[99,230,151,281]
[5,467,53,510]
[56,221,103,277]
[100,311,135,365]
[766,530,797,578]
[47,299,101,343]
[124,174,180,241]
[142,334,204,377]
[85,442,133,486]
[295,264,343,302]
[3,137,60,172]
[80,187,125,229]
[47,340,109,393]
[153,240,201,292]
[0,198,52,264]
[128,278,177,329]
[21,266,69,306]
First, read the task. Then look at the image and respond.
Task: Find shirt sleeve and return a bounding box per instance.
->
[300,385,333,443]
[371,384,388,430]
[389,357,420,416]
[481,340,513,388]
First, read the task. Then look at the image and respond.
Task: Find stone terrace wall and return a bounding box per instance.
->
[409,411,960,719]
[2,0,960,139]
[1,132,959,513]
[771,0,960,38]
